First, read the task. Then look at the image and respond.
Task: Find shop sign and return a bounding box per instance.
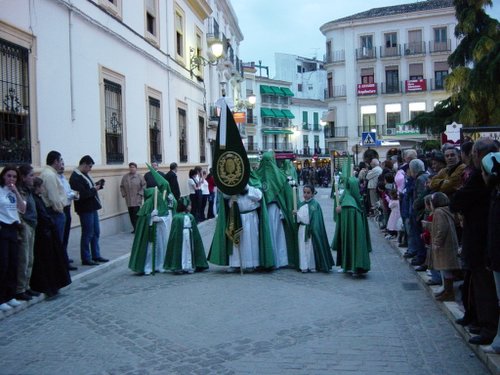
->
[405,79,426,92]
[357,83,377,95]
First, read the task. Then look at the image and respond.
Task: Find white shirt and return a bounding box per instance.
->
[0,186,20,224]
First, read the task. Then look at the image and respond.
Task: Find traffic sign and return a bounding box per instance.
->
[361,132,377,146]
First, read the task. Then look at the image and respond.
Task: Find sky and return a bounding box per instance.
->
[231,0,500,77]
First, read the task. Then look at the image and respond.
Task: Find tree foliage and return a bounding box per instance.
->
[409,0,500,132]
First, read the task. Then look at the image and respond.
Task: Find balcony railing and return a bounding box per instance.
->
[356,47,376,60]
[357,124,384,137]
[381,81,403,94]
[429,39,451,53]
[246,142,259,152]
[326,85,346,99]
[380,44,401,58]
[262,142,293,152]
[429,78,446,91]
[404,41,426,55]
[324,50,345,64]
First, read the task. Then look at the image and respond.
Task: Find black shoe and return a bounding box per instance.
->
[415,265,427,272]
[410,258,424,266]
[82,260,99,266]
[468,326,481,335]
[399,243,408,248]
[68,265,78,271]
[15,292,32,301]
[469,335,493,345]
[455,316,472,326]
[403,251,416,258]
[26,289,41,297]
[426,279,442,286]
[93,257,109,263]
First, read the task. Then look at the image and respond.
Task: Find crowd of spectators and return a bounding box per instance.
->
[356,137,500,347]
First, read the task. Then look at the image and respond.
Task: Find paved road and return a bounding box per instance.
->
[0,188,489,375]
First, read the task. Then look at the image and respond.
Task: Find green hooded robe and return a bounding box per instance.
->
[298,198,335,272]
[207,172,275,268]
[331,176,372,274]
[128,165,177,273]
[164,210,208,271]
[254,152,299,267]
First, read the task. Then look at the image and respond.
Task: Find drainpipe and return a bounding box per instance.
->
[68,3,75,121]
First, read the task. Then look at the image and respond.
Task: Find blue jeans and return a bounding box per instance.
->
[48,209,66,245]
[79,211,101,262]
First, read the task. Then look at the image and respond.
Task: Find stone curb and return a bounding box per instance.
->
[380,223,500,375]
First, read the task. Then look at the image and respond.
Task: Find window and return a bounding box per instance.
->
[314,135,320,153]
[297,65,303,73]
[178,107,187,162]
[98,0,122,18]
[103,79,124,164]
[363,114,376,127]
[433,27,448,52]
[313,112,319,131]
[175,8,184,59]
[385,32,397,48]
[297,83,303,92]
[247,135,255,151]
[199,115,205,163]
[148,96,162,163]
[327,72,333,98]
[409,102,426,120]
[409,63,423,80]
[407,30,423,54]
[361,68,374,84]
[0,38,31,164]
[145,0,159,44]
[361,35,373,49]
[303,135,309,154]
[387,112,401,128]
[326,40,332,62]
[302,111,308,129]
[385,67,399,93]
[434,61,449,89]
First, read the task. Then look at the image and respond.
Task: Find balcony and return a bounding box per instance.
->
[326,85,346,99]
[404,41,426,56]
[324,50,345,64]
[357,124,384,137]
[262,142,293,152]
[381,81,403,94]
[429,78,446,91]
[246,142,259,153]
[356,47,376,60]
[326,126,348,138]
[357,83,377,96]
[380,44,401,58]
[429,39,451,53]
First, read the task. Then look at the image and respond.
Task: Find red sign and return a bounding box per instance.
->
[405,79,427,92]
[357,83,377,95]
[275,153,295,159]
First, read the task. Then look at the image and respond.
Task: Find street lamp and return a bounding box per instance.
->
[247,93,256,106]
[189,40,224,77]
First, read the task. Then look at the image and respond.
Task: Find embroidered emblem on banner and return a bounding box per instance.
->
[217,151,245,187]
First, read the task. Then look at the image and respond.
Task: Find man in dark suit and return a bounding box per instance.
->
[165,162,181,201]
[144,161,166,188]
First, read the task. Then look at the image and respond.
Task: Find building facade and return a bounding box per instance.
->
[320,0,457,159]
[1,0,243,237]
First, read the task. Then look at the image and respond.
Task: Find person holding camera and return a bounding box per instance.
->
[69,155,108,266]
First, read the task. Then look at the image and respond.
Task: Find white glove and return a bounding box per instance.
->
[152,216,162,223]
[168,193,174,201]
[151,209,158,217]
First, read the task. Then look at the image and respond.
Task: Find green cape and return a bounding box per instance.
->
[281,159,298,182]
[298,198,335,272]
[255,152,299,267]
[164,212,208,270]
[331,177,371,273]
[208,172,275,268]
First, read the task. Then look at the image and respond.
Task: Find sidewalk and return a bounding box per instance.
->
[0,217,217,321]
[378,222,500,375]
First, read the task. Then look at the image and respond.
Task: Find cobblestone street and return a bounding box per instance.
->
[0,188,490,374]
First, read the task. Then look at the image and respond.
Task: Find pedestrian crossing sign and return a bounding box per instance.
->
[361,132,377,146]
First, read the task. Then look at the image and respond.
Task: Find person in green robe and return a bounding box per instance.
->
[296,185,334,273]
[331,176,372,275]
[164,197,208,274]
[281,159,298,183]
[128,165,177,275]
[254,152,299,268]
[208,171,275,270]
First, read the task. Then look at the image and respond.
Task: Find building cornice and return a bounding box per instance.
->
[186,0,212,21]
